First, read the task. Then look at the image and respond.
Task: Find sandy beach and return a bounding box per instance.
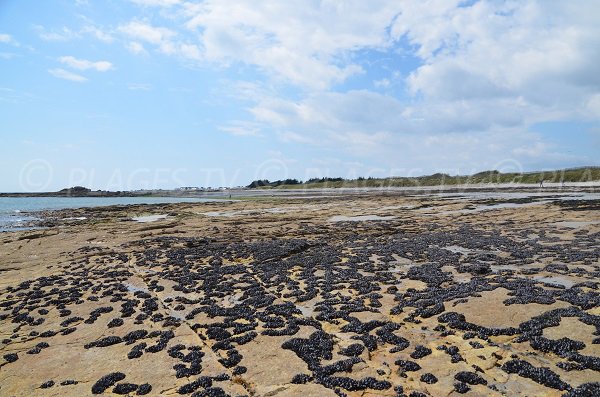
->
[1,190,600,396]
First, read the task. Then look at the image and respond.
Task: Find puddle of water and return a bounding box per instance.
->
[553,221,600,229]
[203,208,289,217]
[203,211,234,217]
[132,214,168,223]
[380,205,416,211]
[125,283,148,293]
[435,192,600,201]
[387,264,415,275]
[328,215,396,222]
[444,245,476,255]
[221,293,244,308]
[169,311,185,320]
[435,200,551,215]
[532,275,577,288]
[388,266,407,274]
[297,304,315,317]
[553,194,600,201]
[482,201,550,211]
[490,264,522,272]
[202,204,331,218]
[487,268,581,288]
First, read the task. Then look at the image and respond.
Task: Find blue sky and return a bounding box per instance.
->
[1,0,599,191]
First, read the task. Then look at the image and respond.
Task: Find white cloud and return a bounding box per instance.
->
[130,0,180,6]
[118,21,176,50]
[48,68,87,82]
[277,131,315,145]
[187,0,597,169]
[242,86,587,169]
[586,94,600,119]
[126,41,147,55]
[374,78,390,88]
[0,33,20,49]
[53,0,598,171]
[512,142,550,158]
[184,1,600,105]
[396,2,600,107]
[179,43,202,61]
[146,0,596,132]
[119,21,205,60]
[181,1,400,89]
[251,90,406,133]
[111,2,393,88]
[35,25,78,41]
[35,23,114,43]
[218,121,262,137]
[59,56,113,72]
[81,26,113,43]
[119,21,197,57]
[247,90,406,154]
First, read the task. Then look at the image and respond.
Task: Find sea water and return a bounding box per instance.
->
[0,196,219,232]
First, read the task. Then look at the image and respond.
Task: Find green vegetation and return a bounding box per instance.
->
[246,178,302,188]
[246,167,600,189]
[58,186,92,196]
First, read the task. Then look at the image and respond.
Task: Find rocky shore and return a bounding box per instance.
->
[1,192,600,396]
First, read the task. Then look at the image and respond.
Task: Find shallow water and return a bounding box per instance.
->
[553,221,600,228]
[328,215,396,222]
[444,245,476,255]
[435,192,600,201]
[132,214,168,223]
[0,196,219,231]
[202,206,315,217]
[532,275,578,288]
[435,200,551,215]
[490,264,524,272]
[125,283,148,293]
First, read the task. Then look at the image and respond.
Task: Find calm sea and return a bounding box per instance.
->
[0,196,219,232]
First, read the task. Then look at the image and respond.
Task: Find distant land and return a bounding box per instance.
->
[0,186,206,198]
[247,166,600,189]
[1,167,599,196]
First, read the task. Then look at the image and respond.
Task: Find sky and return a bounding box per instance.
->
[1,0,599,192]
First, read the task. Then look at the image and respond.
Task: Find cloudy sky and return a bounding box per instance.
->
[1,0,599,191]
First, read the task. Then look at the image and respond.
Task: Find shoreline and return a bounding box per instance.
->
[0,197,233,233]
[2,186,599,233]
[1,180,600,198]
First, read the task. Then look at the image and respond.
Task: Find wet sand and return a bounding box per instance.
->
[1,191,599,396]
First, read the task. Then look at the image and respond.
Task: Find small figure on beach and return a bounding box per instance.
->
[539,179,544,188]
